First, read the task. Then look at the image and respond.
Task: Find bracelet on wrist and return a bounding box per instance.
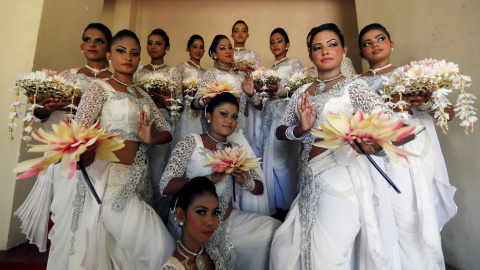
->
[416,100,434,112]
[285,125,305,140]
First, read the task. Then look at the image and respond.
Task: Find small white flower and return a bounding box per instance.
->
[8,122,17,128]
[9,101,25,108]
[23,126,34,133]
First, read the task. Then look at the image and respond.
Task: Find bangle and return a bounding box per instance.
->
[286,125,305,140]
[247,93,261,106]
[240,177,255,192]
[416,100,434,112]
[276,87,288,98]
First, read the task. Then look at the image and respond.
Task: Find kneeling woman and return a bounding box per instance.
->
[160,92,281,270]
[161,177,225,270]
[48,30,175,270]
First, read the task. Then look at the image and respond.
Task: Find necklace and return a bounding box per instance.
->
[188,60,202,70]
[177,240,206,270]
[233,47,245,51]
[274,57,288,67]
[150,62,167,71]
[207,131,229,150]
[110,76,137,97]
[368,63,392,76]
[216,65,234,74]
[85,65,108,78]
[314,73,343,95]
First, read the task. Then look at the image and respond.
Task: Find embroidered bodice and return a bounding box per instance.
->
[175,62,205,82]
[234,49,262,69]
[161,247,227,270]
[360,71,394,95]
[61,68,110,92]
[269,57,303,92]
[75,79,171,141]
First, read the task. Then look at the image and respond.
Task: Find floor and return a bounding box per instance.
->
[0,242,48,270]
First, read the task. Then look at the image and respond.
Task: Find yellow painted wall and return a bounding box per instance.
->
[0,0,104,250]
[355,0,480,268]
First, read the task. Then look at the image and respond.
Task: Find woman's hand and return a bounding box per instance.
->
[211,171,228,184]
[242,73,255,97]
[297,92,316,134]
[267,84,279,93]
[406,89,433,108]
[231,168,248,185]
[137,109,154,144]
[150,92,171,107]
[349,138,382,155]
[77,145,97,169]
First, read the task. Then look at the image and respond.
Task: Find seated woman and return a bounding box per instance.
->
[161,92,281,270]
[161,177,226,270]
[47,29,175,270]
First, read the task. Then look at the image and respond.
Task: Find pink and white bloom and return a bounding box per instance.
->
[14,119,125,180]
[204,146,261,173]
[311,107,421,167]
[197,81,241,98]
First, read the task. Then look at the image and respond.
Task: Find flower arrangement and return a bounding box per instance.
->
[8,69,81,148]
[182,77,201,106]
[285,68,317,98]
[137,72,182,122]
[204,145,261,173]
[137,72,176,95]
[14,118,125,180]
[382,58,477,133]
[311,107,420,167]
[232,59,254,71]
[252,67,281,104]
[197,81,241,98]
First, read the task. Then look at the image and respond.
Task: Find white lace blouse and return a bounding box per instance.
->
[75,79,171,142]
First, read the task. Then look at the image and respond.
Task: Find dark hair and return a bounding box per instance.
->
[232,20,248,33]
[309,23,345,57]
[82,23,112,44]
[148,29,170,47]
[170,177,218,213]
[208,34,230,59]
[306,26,317,48]
[358,23,391,49]
[206,92,239,115]
[109,29,141,52]
[187,35,204,48]
[270,28,290,44]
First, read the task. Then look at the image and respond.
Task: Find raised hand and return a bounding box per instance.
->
[297,92,316,134]
[242,73,255,97]
[137,109,154,144]
[349,138,382,155]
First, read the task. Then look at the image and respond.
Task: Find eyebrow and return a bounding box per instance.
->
[194,206,208,210]
[363,34,385,43]
[313,38,337,46]
[115,46,126,49]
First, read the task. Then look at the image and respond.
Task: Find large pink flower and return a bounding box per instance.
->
[311,107,421,167]
[204,146,261,173]
[14,119,125,179]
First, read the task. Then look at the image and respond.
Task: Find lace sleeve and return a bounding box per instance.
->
[138,89,172,134]
[347,79,389,114]
[291,57,304,71]
[195,68,217,99]
[171,63,184,102]
[159,134,197,195]
[253,51,263,69]
[277,86,304,127]
[341,56,357,78]
[75,80,108,126]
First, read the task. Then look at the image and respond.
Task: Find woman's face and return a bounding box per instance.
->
[310,30,347,73]
[212,38,233,65]
[360,29,393,64]
[180,192,220,244]
[231,23,249,44]
[147,34,169,59]
[107,37,141,75]
[81,28,109,61]
[270,33,289,57]
[206,102,238,138]
[187,39,205,62]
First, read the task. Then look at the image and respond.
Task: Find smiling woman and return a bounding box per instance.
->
[46,29,176,270]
